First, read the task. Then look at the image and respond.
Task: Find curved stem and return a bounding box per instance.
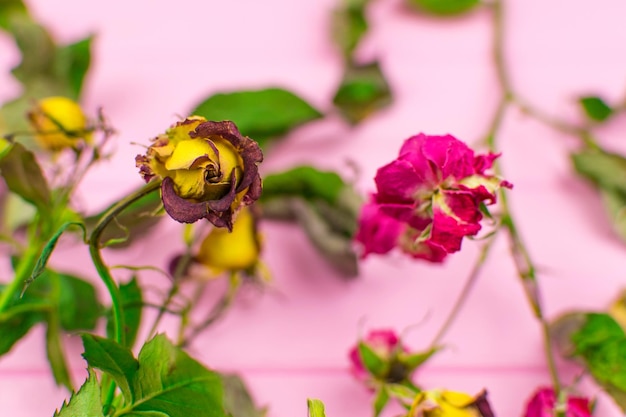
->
[88,179,161,346]
[429,237,496,349]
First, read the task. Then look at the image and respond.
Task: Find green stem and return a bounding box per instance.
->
[488,0,562,393]
[500,210,561,391]
[88,180,161,413]
[89,244,125,345]
[0,233,42,313]
[429,237,496,349]
[88,180,161,345]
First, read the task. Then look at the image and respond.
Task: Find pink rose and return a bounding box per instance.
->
[356,133,511,262]
[349,329,405,383]
[524,387,592,417]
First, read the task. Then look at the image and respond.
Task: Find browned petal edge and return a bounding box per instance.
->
[161,177,207,223]
[135,154,155,182]
[161,176,236,230]
[472,390,495,417]
[190,120,264,197]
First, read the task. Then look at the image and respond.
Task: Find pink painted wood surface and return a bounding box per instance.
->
[1,0,626,415]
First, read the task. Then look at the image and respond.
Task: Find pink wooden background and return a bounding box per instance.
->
[1,0,626,415]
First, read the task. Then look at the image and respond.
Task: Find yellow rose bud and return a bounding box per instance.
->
[196,206,261,275]
[409,390,494,417]
[28,96,92,151]
[136,117,263,229]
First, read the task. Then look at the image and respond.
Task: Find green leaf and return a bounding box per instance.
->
[190,88,323,149]
[406,0,480,16]
[0,298,48,355]
[54,35,94,100]
[358,341,387,377]
[261,166,346,205]
[331,0,370,59]
[7,16,92,100]
[579,96,614,122]
[9,17,57,84]
[570,313,626,411]
[126,334,225,417]
[259,166,362,277]
[0,142,51,211]
[54,369,104,417]
[571,313,625,355]
[571,147,626,243]
[25,222,86,292]
[0,0,28,33]
[284,198,359,276]
[106,276,143,348]
[57,272,101,331]
[85,185,163,248]
[81,333,138,403]
[332,61,392,124]
[600,188,626,242]
[222,374,265,417]
[307,399,326,417]
[571,148,626,196]
[401,347,439,370]
[373,386,390,417]
[45,314,73,390]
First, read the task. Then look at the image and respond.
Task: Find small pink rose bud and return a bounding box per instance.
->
[349,329,409,385]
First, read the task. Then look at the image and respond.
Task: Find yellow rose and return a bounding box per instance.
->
[196,206,261,275]
[409,390,494,417]
[28,96,92,151]
[136,117,263,229]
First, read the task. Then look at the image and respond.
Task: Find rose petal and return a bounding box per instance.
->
[375,159,424,203]
[439,189,484,226]
[355,201,404,257]
[161,176,209,224]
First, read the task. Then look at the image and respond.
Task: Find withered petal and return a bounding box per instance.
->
[161,176,210,224]
[472,390,495,417]
[206,169,238,212]
[191,120,263,195]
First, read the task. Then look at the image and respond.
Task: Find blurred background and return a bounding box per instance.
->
[1,0,626,415]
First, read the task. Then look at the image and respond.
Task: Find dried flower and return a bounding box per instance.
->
[28,96,92,151]
[524,387,592,417]
[136,117,263,229]
[356,133,510,262]
[409,389,495,417]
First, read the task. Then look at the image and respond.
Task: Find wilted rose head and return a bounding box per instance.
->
[524,387,592,417]
[409,389,495,417]
[28,96,92,151]
[136,117,263,229]
[356,133,511,262]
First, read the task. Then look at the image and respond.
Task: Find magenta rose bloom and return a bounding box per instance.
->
[356,133,511,262]
[524,387,592,417]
